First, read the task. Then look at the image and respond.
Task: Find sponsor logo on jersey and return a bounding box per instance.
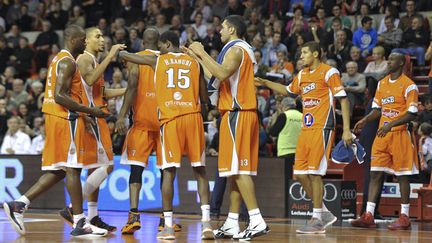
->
[303,98,321,109]
[381,96,395,105]
[382,108,400,118]
[302,83,316,94]
[173,91,182,101]
[304,113,314,127]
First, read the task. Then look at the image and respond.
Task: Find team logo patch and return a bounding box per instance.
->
[304,113,314,127]
[303,98,321,109]
[381,96,395,105]
[173,91,182,101]
[382,108,400,118]
[302,83,316,94]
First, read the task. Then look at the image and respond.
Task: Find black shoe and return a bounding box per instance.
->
[90,215,117,233]
[3,201,27,235]
[70,218,107,238]
[59,206,73,226]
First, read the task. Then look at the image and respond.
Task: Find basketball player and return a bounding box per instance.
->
[351,52,418,230]
[184,15,270,240]
[116,28,162,234]
[118,30,214,240]
[58,27,126,232]
[253,41,352,234]
[2,25,109,238]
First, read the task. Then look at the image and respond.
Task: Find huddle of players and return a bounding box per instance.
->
[2,13,418,239]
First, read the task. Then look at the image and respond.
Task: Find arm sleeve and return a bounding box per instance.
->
[326,68,347,97]
[286,74,301,95]
[405,83,419,113]
[372,83,382,109]
[269,114,287,137]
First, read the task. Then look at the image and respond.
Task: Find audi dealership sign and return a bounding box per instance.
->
[288,180,357,220]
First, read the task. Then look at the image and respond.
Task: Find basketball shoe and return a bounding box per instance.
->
[158,213,182,232]
[121,211,141,234]
[3,201,27,235]
[351,212,377,228]
[296,218,325,234]
[232,221,270,240]
[213,222,240,239]
[322,211,337,228]
[59,206,116,232]
[388,214,411,230]
[157,227,175,240]
[201,221,215,240]
[70,217,108,238]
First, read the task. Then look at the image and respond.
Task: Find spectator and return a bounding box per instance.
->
[97,18,110,36]
[10,37,34,79]
[264,32,288,67]
[342,61,366,116]
[6,0,21,26]
[0,116,31,154]
[9,78,29,111]
[113,28,129,46]
[32,1,47,31]
[418,94,432,124]
[227,0,245,16]
[27,80,43,111]
[364,46,388,81]
[352,3,377,31]
[153,14,170,34]
[393,16,430,66]
[306,17,325,45]
[270,50,294,82]
[181,25,201,46]
[169,15,185,36]
[177,0,194,24]
[160,0,175,23]
[6,24,22,49]
[191,12,207,39]
[253,49,270,78]
[110,70,127,88]
[288,0,313,15]
[315,6,326,29]
[0,98,12,142]
[47,43,60,67]
[378,16,403,56]
[1,66,16,90]
[202,24,222,53]
[67,5,86,28]
[29,123,45,154]
[427,42,432,94]
[0,36,13,73]
[33,20,59,70]
[17,102,32,127]
[323,17,353,48]
[377,5,400,34]
[248,10,264,36]
[46,1,69,30]
[112,0,141,26]
[191,0,212,23]
[205,110,219,150]
[243,0,262,21]
[353,16,378,57]
[325,4,352,31]
[128,28,142,53]
[17,4,33,31]
[399,0,428,32]
[328,29,353,70]
[261,0,289,18]
[285,6,308,34]
[268,97,302,182]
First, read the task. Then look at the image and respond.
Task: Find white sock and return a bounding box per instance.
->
[322,203,329,212]
[87,202,98,220]
[249,208,265,227]
[164,211,173,228]
[312,208,323,220]
[17,195,30,206]
[366,202,376,215]
[225,212,239,227]
[83,166,109,199]
[201,204,210,222]
[401,204,410,217]
[73,213,85,228]
[68,203,72,208]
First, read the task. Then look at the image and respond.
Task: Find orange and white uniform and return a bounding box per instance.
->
[121,49,162,167]
[41,49,95,170]
[287,63,346,175]
[217,44,259,177]
[155,52,205,169]
[371,74,419,175]
[79,51,113,167]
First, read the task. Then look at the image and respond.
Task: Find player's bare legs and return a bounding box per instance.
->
[229,178,242,214]
[387,175,411,230]
[295,174,313,200]
[192,166,214,239]
[67,168,84,223]
[26,170,66,200]
[158,167,176,240]
[310,175,324,209]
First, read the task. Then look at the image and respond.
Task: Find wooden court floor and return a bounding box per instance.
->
[2,211,432,242]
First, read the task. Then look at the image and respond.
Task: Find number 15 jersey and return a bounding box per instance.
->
[155,52,202,124]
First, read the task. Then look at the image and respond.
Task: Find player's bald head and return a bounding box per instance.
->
[64,25,85,41]
[389,52,406,65]
[143,28,159,45]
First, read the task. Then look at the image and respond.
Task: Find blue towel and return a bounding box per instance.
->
[331,138,366,164]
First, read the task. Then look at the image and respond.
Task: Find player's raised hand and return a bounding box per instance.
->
[181,46,202,60]
[90,105,110,118]
[115,117,127,135]
[254,77,267,87]
[189,42,205,54]
[108,44,127,60]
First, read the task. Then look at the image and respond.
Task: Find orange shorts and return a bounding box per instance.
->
[159,112,205,169]
[42,114,97,170]
[218,110,259,177]
[371,129,419,175]
[294,129,334,175]
[120,126,161,168]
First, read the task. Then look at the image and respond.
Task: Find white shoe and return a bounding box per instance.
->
[70,218,108,238]
[233,221,269,241]
[213,222,240,239]
[3,201,27,235]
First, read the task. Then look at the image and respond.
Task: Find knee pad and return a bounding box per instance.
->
[129,165,144,184]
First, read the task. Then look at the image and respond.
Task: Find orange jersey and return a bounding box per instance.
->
[372,74,419,131]
[42,49,88,120]
[287,63,346,130]
[218,47,257,112]
[154,52,201,124]
[133,49,160,131]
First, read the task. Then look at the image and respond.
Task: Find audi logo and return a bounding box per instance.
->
[340,189,357,200]
[289,182,340,202]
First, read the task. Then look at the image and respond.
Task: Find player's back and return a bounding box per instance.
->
[218,46,257,112]
[42,49,87,120]
[374,74,418,131]
[131,49,160,131]
[155,52,201,124]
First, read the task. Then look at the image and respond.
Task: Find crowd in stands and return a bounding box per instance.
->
[1,0,432,160]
